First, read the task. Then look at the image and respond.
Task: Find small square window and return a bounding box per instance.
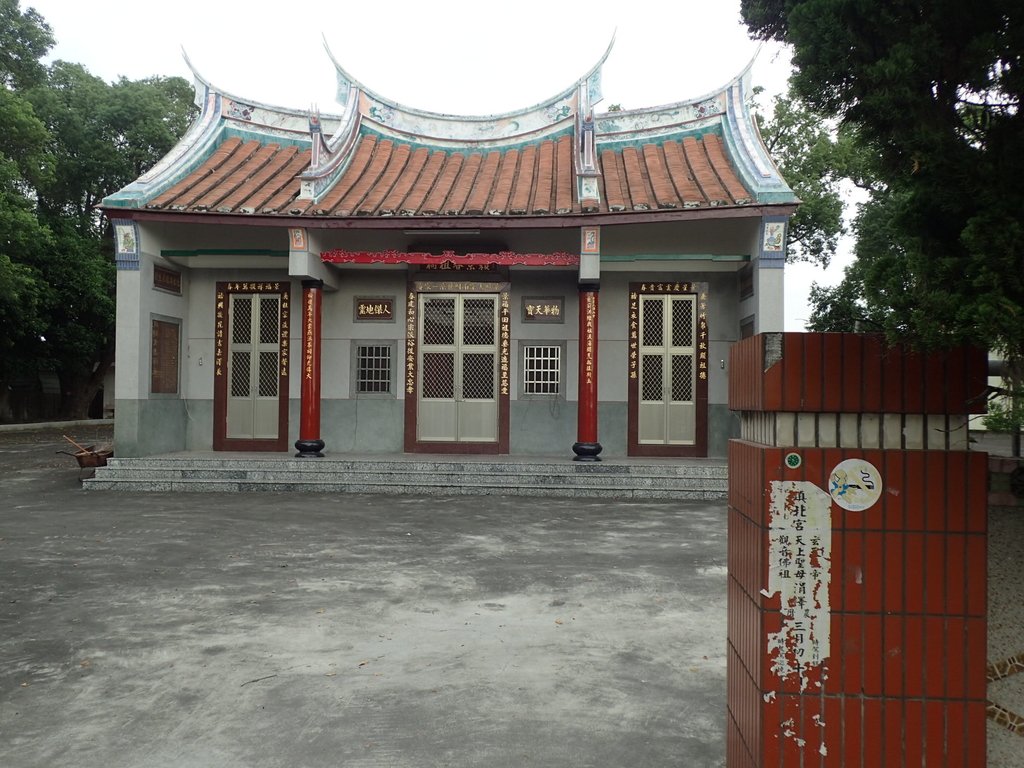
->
[523,345,561,395]
[356,344,392,395]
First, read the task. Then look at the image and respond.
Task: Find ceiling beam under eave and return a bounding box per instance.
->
[102,204,800,231]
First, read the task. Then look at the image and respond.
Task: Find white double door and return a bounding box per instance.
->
[226,293,281,440]
[637,294,697,445]
[417,293,499,443]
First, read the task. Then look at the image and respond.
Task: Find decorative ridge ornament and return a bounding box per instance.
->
[321,33,615,144]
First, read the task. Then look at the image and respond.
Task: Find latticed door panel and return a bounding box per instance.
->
[226,294,281,440]
[417,293,498,442]
[638,294,697,445]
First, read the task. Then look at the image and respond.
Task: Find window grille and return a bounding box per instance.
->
[356,344,392,394]
[523,345,561,395]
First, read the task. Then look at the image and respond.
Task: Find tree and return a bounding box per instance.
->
[0,1,53,411]
[0,0,197,420]
[21,63,197,417]
[753,87,865,268]
[743,0,1024,453]
[0,0,53,90]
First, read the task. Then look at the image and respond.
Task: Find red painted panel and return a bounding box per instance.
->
[842,695,863,768]
[862,614,884,696]
[965,617,987,699]
[925,452,949,531]
[883,614,904,696]
[903,532,926,614]
[925,534,948,615]
[861,335,884,413]
[823,695,843,768]
[838,334,862,412]
[843,532,864,612]
[966,453,989,533]
[800,697,826,765]
[924,615,947,698]
[760,693,782,767]
[778,694,804,765]
[965,534,987,617]
[880,340,904,413]
[903,616,925,697]
[814,447,840,526]
[945,534,967,616]
[903,698,925,767]
[763,339,784,413]
[861,532,884,614]
[965,701,987,766]
[946,617,967,698]
[828,537,845,616]
[902,346,925,413]
[803,333,824,412]
[882,451,905,530]
[862,698,883,767]
[882,697,903,767]
[925,350,947,412]
[884,536,901,614]
[782,333,805,412]
[945,701,967,768]
[964,346,990,415]
[841,613,863,694]
[945,453,968,532]
[904,452,927,530]
[820,334,843,411]
[860,449,886,531]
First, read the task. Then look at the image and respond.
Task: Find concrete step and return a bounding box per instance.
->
[84,456,728,499]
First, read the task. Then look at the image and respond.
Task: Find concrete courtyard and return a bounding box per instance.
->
[0,426,729,768]
[3,425,1022,766]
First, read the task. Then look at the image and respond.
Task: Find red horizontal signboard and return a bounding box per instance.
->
[320,249,579,267]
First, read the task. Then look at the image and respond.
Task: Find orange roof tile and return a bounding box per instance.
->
[139,130,756,218]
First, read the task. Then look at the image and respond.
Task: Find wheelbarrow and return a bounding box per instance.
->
[57,435,114,479]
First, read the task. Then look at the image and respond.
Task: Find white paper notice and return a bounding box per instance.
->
[766,480,832,691]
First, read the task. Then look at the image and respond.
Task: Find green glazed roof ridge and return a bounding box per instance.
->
[323,33,614,124]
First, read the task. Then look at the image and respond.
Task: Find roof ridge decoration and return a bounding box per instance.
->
[321,34,612,144]
[102,40,797,217]
[589,47,793,204]
[103,49,326,209]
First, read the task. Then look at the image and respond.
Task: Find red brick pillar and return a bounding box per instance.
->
[727,333,989,767]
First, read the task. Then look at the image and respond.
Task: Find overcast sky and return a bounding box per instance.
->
[27,0,854,329]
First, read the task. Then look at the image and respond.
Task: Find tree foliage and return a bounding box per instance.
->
[0,0,196,419]
[754,87,873,267]
[0,0,53,89]
[743,0,1024,450]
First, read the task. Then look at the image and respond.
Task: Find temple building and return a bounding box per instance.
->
[101,41,797,461]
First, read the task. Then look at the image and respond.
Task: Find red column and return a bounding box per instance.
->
[295,280,325,457]
[572,283,602,461]
[726,333,989,767]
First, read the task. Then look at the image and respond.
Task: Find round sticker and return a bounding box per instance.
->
[828,459,883,511]
[785,452,802,469]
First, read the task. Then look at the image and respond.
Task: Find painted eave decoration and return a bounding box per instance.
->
[101,40,796,220]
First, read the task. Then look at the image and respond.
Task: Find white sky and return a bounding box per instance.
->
[27,0,855,329]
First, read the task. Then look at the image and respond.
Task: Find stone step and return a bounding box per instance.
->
[99,456,727,479]
[85,466,728,488]
[84,456,728,499]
